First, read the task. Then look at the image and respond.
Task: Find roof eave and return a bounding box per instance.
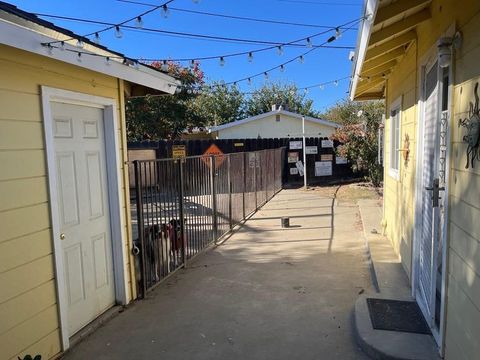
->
[349,0,379,101]
[0,16,179,94]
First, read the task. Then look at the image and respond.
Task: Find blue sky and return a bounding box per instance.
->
[10,0,363,112]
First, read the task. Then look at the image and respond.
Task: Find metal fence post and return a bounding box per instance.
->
[242,152,246,220]
[254,152,258,210]
[210,156,218,243]
[133,160,147,298]
[178,159,187,267]
[227,155,233,230]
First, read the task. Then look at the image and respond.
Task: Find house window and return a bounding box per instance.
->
[275,114,280,122]
[389,99,401,179]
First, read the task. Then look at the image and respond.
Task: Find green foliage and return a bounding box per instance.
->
[245,83,319,118]
[126,61,204,141]
[327,99,385,186]
[193,82,245,126]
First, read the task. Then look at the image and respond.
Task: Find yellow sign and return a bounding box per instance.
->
[201,143,226,168]
[172,145,186,159]
[234,142,244,147]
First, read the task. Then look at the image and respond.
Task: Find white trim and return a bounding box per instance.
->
[349,0,379,100]
[0,17,178,94]
[41,86,128,351]
[209,110,340,132]
[388,96,402,180]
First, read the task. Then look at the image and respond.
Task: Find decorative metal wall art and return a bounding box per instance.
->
[458,82,480,168]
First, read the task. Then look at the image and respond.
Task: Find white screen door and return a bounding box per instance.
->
[417,60,448,339]
[52,102,115,336]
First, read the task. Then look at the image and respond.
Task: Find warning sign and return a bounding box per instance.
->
[172,145,186,159]
[201,143,226,168]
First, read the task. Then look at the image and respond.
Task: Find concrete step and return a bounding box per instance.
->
[354,294,441,360]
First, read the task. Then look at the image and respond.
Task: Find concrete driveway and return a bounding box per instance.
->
[65,188,372,360]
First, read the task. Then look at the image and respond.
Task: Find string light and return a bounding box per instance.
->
[335,27,342,39]
[93,32,100,44]
[319,85,324,90]
[247,52,253,63]
[334,80,339,86]
[306,37,313,48]
[247,78,252,85]
[77,52,82,62]
[134,61,140,69]
[76,39,84,48]
[298,55,304,64]
[135,16,144,28]
[264,72,269,80]
[105,56,111,65]
[219,56,225,67]
[60,41,65,51]
[115,25,123,38]
[161,60,168,71]
[190,59,195,67]
[280,64,285,72]
[161,4,170,18]
[277,45,284,56]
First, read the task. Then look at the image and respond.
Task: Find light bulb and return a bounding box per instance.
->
[135,16,144,28]
[335,28,342,39]
[219,56,225,67]
[105,56,111,66]
[334,80,339,86]
[76,39,84,48]
[134,61,140,70]
[233,82,237,87]
[298,55,304,64]
[115,26,123,39]
[306,37,313,48]
[277,45,283,56]
[161,60,168,71]
[162,4,170,18]
[247,78,252,86]
[77,52,82,62]
[280,64,285,72]
[190,59,195,68]
[319,85,324,90]
[264,72,269,80]
[304,88,309,94]
[60,41,65,51]
[93,32,100,44]
[247,52,253,63]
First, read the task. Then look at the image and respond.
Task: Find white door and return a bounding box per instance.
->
[416,60,449,339]
[52,102,115,336]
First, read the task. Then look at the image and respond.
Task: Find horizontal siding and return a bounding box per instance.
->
[0,229,52,274]
[12,330,61,360]
[0,203,50,243]
[0,120,44,150]
[0,305,59,360]
[0,150,46,181]
[0,177,48,212]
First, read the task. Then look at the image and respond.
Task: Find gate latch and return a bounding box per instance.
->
[425,178,445,208]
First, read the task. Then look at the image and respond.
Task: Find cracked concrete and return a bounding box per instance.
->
[64,188,372,360]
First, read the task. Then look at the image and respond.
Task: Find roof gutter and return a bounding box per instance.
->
[349,0,379,101]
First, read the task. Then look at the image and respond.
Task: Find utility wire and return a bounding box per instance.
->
[116,0,357,30]
[276,0,360,5]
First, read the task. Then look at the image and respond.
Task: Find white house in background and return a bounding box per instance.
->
[209,106,340,139]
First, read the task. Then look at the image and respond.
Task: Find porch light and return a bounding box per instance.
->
[437,32,462,68]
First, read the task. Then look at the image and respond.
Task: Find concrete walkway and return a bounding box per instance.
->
[65,189,372,360]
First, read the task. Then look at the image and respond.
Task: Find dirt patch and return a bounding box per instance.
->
[308,182,382,205]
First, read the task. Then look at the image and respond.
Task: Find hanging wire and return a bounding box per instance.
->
[41,0,176,45]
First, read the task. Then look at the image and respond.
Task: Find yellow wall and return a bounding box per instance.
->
[381,1,480,358]
[0,45,135,360]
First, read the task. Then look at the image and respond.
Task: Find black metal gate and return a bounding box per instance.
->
[131,148,285,297]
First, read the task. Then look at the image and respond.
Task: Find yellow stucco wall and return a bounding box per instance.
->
[0,44,135,360]
[217,113,337,139]
[381,1,480,358]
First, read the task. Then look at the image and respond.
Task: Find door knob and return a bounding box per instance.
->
[60,233,65,240]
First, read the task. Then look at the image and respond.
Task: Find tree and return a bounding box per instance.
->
[125,61,204,141]
[245,83,319,118]
[193,82,245,126]
[326,99,385,186]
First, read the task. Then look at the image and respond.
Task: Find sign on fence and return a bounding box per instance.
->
[321,140,334,148]
[315,161,332,176]
[201,143,226,168]
[305,146,318,154]
[295,160,305,176]
[336,156,348,164]
[172,144,186,159]
[320,154,333,161]
[288,152,299,163]
[289,141,303,149]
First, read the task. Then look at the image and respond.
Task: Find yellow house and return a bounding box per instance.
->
[351,0,480,358]
[0,3,178,359]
